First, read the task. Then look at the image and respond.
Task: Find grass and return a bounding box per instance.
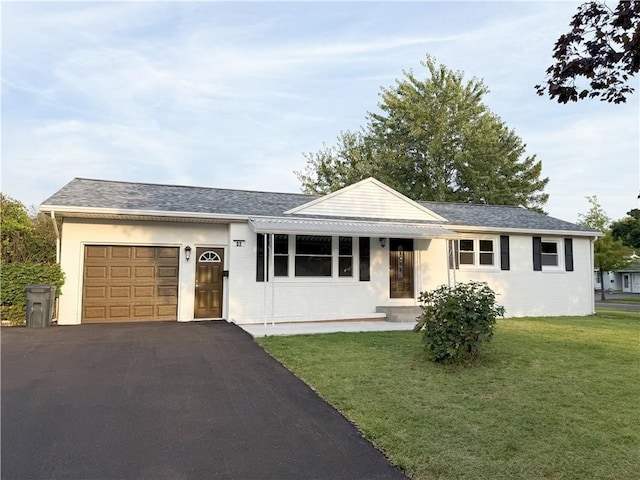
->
[258,310,640,480]
[601,296,640,304]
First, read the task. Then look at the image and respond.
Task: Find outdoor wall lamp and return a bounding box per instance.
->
[185,245,192,261]
[379,238,386,248]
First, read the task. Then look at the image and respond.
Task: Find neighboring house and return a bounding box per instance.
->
[618,264,640,293]
[594,271,621,292]
[596,263,640,293]
[40,177,600,325]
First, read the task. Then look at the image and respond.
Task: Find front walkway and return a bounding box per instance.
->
[239,320,416,337]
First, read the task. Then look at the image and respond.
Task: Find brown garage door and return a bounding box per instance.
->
[82,245,179,323]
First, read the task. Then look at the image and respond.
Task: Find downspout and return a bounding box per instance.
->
[446,239,451,287]
[263,233,268,328]
[50,211,61,264]
[270,233,275,327]
[50,211,61,322]
[590,236,596,314]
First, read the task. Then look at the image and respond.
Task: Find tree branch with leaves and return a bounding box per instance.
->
[536,1,640,104]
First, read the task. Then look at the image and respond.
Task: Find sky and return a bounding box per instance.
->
[2,1,638,224]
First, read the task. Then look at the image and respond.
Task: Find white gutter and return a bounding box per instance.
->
[447,225,602,238]
[39,204,251,222]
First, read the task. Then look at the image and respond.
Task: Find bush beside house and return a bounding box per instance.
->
[414,281,505,365]
[1,194,63,325]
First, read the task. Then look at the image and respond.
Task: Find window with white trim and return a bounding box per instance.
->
[274,234,289,277]
[541,241,559,266]
[451,238,496,267]
[295,235,332,277]
[533,237,564,271]
[338,236,353,277]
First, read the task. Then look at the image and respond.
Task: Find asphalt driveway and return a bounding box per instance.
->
[1,322,406,480]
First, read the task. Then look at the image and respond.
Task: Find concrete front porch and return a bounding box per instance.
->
[375,306,422,323]
[238,319,417,337]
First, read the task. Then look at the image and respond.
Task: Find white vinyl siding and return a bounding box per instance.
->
[288,180,443,221]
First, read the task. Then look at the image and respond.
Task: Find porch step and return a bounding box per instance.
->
[375,306,422,323]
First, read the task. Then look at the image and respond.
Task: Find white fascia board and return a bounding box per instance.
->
[39,204,250,222]
[248,217,460,239]
[448,225,602,238]
[284,177,448,222]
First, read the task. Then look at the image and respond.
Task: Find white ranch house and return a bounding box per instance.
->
[41,177,600,325]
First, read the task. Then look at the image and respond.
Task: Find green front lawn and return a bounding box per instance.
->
[258,310,639,480]
[602,296,640,304]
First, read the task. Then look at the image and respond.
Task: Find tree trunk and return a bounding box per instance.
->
[599,269,606,302]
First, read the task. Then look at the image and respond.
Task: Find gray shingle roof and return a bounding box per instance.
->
[42,178,598,234]
[421,201,595,233]
[42,178,315,217]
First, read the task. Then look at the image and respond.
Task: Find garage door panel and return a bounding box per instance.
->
[83,245,179,323]
[86,246,109,259]
[109,305,132,319]
[134,247,156,259]
[157,305,177,317]
[134,266,154,278]
[84,306,107,320]
[111,266,132,278]
[133,305,154,318]
[158,266,178,278]
[110,286,131,298]
[111,246,133,259]
[159,248,179,259]
[133,285,155,299]
[86,266,107,279]
[157,286,177,297]
[85,286,107,299]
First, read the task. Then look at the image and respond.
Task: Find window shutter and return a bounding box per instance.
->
[564,238,574,272]
[532,237,542,271]
[448,240,459,269]
[500,235,510,270]
[256,234,269,281]
[359,237,370,281]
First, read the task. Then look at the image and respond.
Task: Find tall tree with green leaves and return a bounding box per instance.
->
[297,56,549,211]
[578,195,632,300]
[611,208,640,249]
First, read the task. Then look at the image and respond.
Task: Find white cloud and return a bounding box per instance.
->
[2,0,638,224]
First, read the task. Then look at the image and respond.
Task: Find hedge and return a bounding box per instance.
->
[0,263,65,325]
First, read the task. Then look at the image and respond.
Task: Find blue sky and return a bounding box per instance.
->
[2,1,638,223]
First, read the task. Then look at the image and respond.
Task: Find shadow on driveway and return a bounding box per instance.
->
[2,321,406,480]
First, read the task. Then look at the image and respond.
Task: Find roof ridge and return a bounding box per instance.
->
[420,200,528,210]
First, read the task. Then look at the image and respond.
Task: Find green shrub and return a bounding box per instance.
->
[414,281,505,365]
[0,263,65,325]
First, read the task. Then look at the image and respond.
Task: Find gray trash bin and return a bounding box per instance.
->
[25,285,56,328]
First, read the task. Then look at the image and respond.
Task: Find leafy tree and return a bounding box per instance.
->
[577,194,611,230]
[536,1,640,103]
[1,194,34,264]
[297,56,549,211]
[578,195,632,300]
[1,194,57,264]
[611,208,640,249]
